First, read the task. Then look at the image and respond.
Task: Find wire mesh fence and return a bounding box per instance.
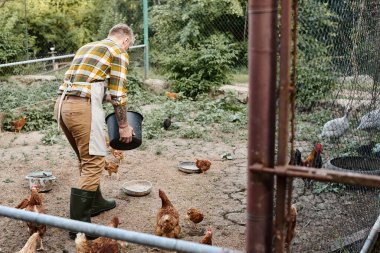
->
[0,46,145,134]
[0,0,379,252]
[291,0,380,252]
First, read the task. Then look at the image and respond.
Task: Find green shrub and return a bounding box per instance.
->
[3,103,55,132]
[160,34,238,98]
[41,123,61,145]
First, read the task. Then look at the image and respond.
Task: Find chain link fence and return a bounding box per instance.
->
[291,0,380,252]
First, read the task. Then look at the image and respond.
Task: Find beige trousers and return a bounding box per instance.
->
[54,97,104,191]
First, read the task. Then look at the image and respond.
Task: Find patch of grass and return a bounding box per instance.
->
[41,123,61,145]
[22,152,29,162]
[229,68,248,84]
[3,178,14,183]
[138,140,148,151]
[179,127,204,139]
[313,182,347,194]
[10,136,18,143]
[219,123,237,133]
[141,91,247,141]
[0,81,58,112]
[155,145,163,155]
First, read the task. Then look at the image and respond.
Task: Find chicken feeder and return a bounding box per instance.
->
[106,111,143,150]
[25,171,56,192]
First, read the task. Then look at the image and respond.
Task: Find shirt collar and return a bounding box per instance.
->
[105,37,125,51]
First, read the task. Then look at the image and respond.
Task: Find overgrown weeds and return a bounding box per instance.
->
[1,77,248,144]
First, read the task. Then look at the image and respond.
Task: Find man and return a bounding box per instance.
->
[54,23,134,239]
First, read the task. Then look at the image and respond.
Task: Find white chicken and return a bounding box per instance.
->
[320,106,351,141]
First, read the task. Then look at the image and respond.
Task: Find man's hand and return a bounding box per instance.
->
[119,125,134,143]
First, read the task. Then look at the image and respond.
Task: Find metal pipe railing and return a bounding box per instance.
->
[0,205,242,253]
[0,54,75,68]
[360,214,380,253]
[0,45,146,68]
[251,164,380,189]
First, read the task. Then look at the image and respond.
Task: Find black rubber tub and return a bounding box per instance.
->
[106,111,143,150]
[325,156,380,190]
[326,156,380,176]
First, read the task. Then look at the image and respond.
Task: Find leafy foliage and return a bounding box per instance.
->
[142,91,247,140]
[296,0,338,110]
[41,123,62,145]
[0,3,33,65]
[0,81,57,111]
[158,34,239,98]
[0,81,58,132]
[151,0,243,98]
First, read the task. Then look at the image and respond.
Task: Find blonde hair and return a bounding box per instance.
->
[108,23,135,46]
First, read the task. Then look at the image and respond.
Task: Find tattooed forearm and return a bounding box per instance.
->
[114,105,128,128]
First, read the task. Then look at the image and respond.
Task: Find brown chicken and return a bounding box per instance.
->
[185,208,204,228]
[302,143,323,188]
[112,149,125,161]
[105,159,120,179]
[285,204,297,250]
[199,227,212,245]
[302,143,323,167]
[165,91,178,100]
[11,116,27,133]
[155,189,181,238]
[195,159,212,173]
[105,134,110,147]
[15,186,46,251]
[75,216,128,253]
[16,232,41,253]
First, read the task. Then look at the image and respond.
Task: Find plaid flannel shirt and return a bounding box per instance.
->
[58,38,129,106]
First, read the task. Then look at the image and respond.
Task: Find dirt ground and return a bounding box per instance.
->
[0,129,378,253]
[0,130,247,253]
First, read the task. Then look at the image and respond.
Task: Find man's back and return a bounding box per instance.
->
[64,39,127,84]
[59,38,129,106]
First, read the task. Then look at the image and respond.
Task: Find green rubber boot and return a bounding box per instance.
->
[69,188,98,240]
[90,186,116,217]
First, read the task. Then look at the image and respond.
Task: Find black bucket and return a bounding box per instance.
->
[105,111,144,150]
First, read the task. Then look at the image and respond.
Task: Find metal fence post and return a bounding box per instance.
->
[143,0,149,80]
[247,0,278,252]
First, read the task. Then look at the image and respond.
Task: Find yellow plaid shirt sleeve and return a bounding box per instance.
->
[108,52,129,106]
[58,39,129,106]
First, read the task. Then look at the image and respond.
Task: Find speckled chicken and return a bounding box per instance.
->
[357,109,380,131]
[16,232,41,253]
[155,189,181,238]
[320,106,351,141]
[15,186,46,251]
[185,208,204,228]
